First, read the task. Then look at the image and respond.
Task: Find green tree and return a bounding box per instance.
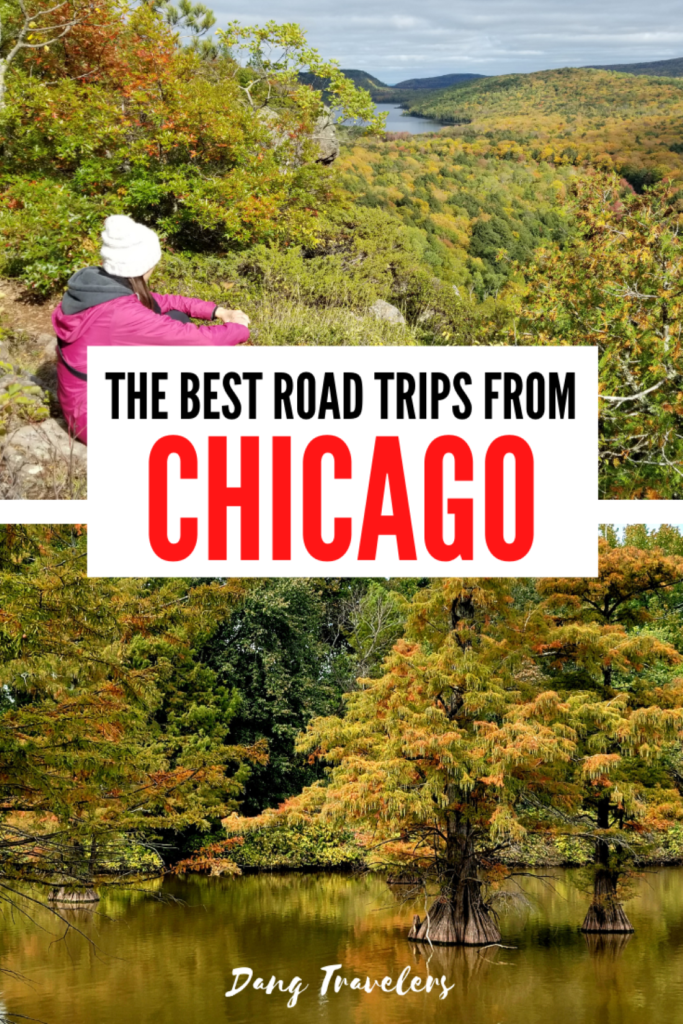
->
[158,0,216,57]
[201,578,339,815]
[512,175,683,498]
[321,579,409,691]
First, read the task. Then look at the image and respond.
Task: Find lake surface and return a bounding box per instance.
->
[374,104,443,135]
[1,868,682,1023]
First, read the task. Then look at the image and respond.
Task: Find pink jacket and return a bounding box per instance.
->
[52,290,249,444]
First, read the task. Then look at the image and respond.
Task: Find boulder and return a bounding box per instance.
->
[0,329,86,497]
[311,110,340,164]
[369,299,406,325]
[38,333,58,360]
[1,417,87,499]
[260,105,340,165]
[35,333,59,395]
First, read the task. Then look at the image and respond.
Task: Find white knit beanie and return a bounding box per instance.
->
[100,215,162,278]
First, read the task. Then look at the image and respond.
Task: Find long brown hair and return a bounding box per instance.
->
[129,276,155,311]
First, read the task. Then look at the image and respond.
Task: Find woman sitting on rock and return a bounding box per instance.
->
[52,215,250,444]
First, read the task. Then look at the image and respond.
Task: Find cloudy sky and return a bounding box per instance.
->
[214,0,683,82]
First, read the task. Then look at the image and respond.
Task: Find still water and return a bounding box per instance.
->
[374,104,443,135]
[0,869,682,1023]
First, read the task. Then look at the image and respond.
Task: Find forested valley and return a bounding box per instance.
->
[0,3,681,496]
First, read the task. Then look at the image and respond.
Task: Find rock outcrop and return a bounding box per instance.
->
[311,109,340,164]
[369,299,406,324]
[0,332,87,499]
[260,106,340,165]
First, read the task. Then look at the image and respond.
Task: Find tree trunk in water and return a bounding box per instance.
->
[408,821,501,946]
[49,835,100,903]
[581,817,633,934]
[87,835,99,892]
[581,868,633,932]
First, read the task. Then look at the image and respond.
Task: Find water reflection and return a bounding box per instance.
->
[583,931,633,958]
[0,869,680,1023]
[409,940,495,978]
[372,104,443,135]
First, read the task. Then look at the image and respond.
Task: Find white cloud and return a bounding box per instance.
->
[213,0,683,80]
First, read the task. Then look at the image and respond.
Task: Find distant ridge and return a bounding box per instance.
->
[329,63,683,96]
[587,56,683,77]
[338,69,390,90]
[302,69,486,101]
[299,69,391,92]
[392,72,486,90]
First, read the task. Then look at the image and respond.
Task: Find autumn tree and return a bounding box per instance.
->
[243,547,683,946]
[0,8,383,294]
[537,533,683,930]
[0,0,105,107]
[261,579,633,942]
[0,526,264,896]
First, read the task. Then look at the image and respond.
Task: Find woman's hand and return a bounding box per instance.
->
[215,306,250,327]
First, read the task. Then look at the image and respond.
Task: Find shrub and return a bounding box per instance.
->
[226,820,364,870]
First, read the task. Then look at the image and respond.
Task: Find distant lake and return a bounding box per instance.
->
[374,103,443,135]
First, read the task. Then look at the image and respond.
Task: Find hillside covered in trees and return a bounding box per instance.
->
[589,56,683,77]
[405,68,683,188]
[337,66,683,497]
[0,5,681,501]
[336,134,575,294]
